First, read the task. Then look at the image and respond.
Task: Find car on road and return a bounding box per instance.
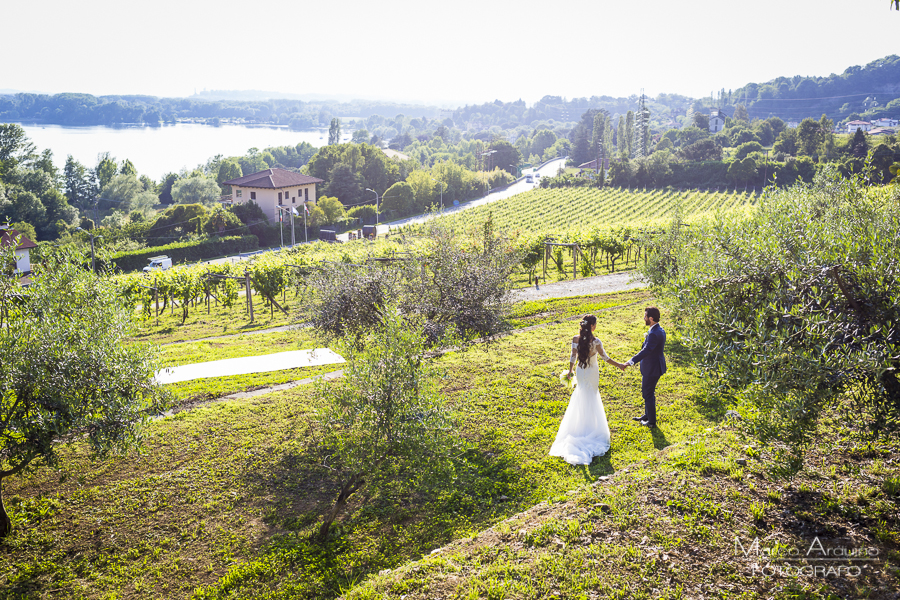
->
[143,255,172,272]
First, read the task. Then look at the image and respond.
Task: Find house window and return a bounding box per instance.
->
[305,188,309,201]
[236,189,242,198]
[292,197,296,204]
[250,191,256,200]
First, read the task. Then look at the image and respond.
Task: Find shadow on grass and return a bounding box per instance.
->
[216,436,537,600]
[651,426,671,450]
[578,451,615,483]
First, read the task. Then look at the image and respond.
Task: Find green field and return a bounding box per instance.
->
[417,186,757,236]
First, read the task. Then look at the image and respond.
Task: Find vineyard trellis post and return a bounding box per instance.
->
[544,239,589,280]
[244,269,254,323]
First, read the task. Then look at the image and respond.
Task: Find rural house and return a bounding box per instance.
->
[709,110,726,133]
[0,225,37,274]
[223,168,324,224]
[846,120,872,133]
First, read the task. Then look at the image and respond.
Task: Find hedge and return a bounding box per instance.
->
[110,235,259,273]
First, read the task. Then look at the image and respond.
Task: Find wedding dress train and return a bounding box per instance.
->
[549,342,611,465]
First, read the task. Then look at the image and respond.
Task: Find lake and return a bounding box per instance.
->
[14,122,358,182]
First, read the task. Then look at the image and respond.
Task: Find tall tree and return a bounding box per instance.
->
[848,127,869,159]
[733,104,750,123]
[625,111,635,158]
[617,116,627,159]
[818,114,835,158]
[0,124,36,180]
[119,159,137,177]
[797,118,823,157]
[63,155,96,211]
[157,172,178,205]
[328,118,342,145]
[94,152,118,189]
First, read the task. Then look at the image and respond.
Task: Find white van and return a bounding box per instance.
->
[143,255,172,272]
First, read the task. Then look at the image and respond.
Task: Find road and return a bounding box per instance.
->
[195,157,568,265]
[369,157,567,236]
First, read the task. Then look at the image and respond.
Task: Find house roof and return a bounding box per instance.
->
[0,228,38,250]
[847,120,871,125]
[381,148,410,161]
[223,168,323,189]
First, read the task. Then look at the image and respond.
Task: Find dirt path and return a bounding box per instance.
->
[511,271,646,302]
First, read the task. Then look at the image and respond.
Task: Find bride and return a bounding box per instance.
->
[550,314,624,465]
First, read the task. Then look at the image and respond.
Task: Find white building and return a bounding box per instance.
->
[0,225,37,274]
[872,117,899,128]
[846,120,872,133]
[224,168,324,224]
[709,110,726,133]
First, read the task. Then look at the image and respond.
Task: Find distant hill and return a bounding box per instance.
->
[730,54,900,122]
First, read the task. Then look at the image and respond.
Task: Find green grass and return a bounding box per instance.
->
[416,186,756,237]
[2,292,718,599]
[346,426,900,600]
[4,290,898,599]
[130,293,305,346]
[158,329,319,368]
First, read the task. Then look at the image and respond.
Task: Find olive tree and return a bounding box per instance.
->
[313,309,454,541]
[0,246,169,537]
[642,166,900,474]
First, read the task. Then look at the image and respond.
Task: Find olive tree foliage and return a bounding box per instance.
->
[0,246,170,537]
[301,220,519,542]
[300,220,521,348]
[401,219,521,345]
[642,167,900,475]
[312,309,455,541]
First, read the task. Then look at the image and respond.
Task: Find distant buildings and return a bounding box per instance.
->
[0,225,37,274]
[872,117,899,128]
[223,168,323,224]
[847,120,873,133]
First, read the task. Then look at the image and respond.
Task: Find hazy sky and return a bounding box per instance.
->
[3,0,898,106]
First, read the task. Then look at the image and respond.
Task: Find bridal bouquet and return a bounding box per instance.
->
[559,370,575,388]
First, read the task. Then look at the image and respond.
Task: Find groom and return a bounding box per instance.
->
[622,307,666,428]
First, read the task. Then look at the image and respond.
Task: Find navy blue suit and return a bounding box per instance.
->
[630,323,666,425]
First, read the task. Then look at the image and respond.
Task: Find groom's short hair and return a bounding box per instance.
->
[645,307,661,323]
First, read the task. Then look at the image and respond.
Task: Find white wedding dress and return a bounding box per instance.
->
[549,338,611,465]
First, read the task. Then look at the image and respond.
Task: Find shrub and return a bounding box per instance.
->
[642,166,900,474]
[109,235,259,272]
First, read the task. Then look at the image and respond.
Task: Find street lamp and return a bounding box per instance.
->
[75,227,101,273]
[365,188,379,226]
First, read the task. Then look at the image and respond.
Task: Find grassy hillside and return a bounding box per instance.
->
[0,290,724,599]
[347,425,900,600]
[416,187,756,237]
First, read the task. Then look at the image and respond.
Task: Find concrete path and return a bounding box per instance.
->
[511,271,646,302]
[155,348,345,384]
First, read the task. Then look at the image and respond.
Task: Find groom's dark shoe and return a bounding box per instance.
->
[631,415,646,423]
[640,418,656,428]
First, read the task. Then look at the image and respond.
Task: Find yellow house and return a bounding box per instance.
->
[224,168,324,223]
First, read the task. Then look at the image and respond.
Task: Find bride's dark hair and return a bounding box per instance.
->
[576,314,597,369]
